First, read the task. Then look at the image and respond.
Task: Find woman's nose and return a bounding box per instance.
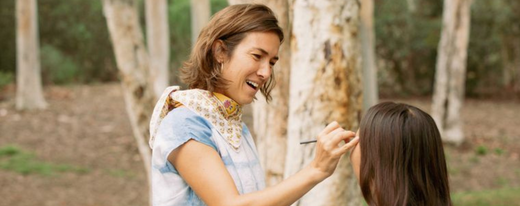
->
[257,63,271,80]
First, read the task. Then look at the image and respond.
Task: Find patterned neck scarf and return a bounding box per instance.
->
[213,92,241,118]
[149,87,243,150]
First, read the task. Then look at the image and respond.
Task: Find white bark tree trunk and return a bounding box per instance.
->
[15,0,47,110]
[432,0,472,146]
[227,0,292,187]
[360,0,378,113]
[146,0,170,98]
[406,0,417,12]
[190,0,211,46]
[103,0,155,203]
[285,0,362,205]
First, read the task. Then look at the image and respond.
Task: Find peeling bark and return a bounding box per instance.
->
[285,0,362,205]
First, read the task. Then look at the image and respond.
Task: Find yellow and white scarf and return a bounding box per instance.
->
[149,86,243,150]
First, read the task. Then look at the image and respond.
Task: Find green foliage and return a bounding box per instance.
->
[41,44,81,84]
[0,0,15,75]
[466,0,508,95]
[496,177,509,187]
[475,145,488,156]
[0,0,118,84]
[0,71,14,88]
[0,145,20,156]
[375,0,442,96]
[38,0,118,84]
[452,187,520,206]
[494,148,505,155]
[0,145,89,176]
[376,0,520,96]
[106,169,136,178]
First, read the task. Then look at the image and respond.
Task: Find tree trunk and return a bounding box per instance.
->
[406,0,417,12]
[145,0,170,98]
[190,0,210,46]
[431,0,472,146]
[360,0,378,113]
[103,0,155,203]
[15,0,47,110]
[285,0,362,205]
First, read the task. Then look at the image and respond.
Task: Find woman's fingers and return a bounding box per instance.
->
[319,127,343,148]
[319,127,356,155]
[319,121,340,138]
[333,130,356,145]
[322,128,354,145]
[340,136,359,153]
[312,127,357,177]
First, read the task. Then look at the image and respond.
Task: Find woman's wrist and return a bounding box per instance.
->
[303,164,330,184]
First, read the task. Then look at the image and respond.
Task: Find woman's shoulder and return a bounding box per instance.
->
[163,107,210,127]
[155,107,217,151]
[160,107,214,139]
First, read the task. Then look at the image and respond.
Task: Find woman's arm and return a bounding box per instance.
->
[169,121,359,206]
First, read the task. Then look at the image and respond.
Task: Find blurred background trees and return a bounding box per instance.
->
[0,0,228,88]
[1,0,518,99]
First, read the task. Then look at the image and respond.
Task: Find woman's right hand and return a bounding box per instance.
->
[310,121,359,179]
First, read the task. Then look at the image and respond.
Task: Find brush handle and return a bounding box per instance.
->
[299,139,317,144]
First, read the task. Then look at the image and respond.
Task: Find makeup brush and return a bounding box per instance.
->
[299,139,317,144]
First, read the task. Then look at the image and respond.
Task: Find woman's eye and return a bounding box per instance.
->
[252,54,261,60]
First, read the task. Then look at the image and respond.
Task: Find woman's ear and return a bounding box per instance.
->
[212,40,227,63]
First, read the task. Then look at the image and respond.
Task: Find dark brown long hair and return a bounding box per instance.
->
[181,4,284,102]
[358,102,452,206]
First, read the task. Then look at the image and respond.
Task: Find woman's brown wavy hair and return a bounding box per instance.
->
[180,4,284,102]
[358,102,452,206]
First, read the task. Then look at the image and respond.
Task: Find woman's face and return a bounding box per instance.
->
[217,31,280,105]
[350,132,361,182]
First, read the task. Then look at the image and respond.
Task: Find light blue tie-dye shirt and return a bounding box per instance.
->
[151,107,265,206]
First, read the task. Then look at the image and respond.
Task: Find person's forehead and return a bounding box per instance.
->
[239,32,280,54]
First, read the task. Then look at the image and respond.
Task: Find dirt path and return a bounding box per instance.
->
[1,84,519,205]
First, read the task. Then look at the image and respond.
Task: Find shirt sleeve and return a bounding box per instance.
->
[153,107,217,171]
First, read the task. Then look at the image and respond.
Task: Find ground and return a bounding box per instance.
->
[0,84,519,206]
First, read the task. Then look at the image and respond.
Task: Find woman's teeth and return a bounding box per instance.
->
[246,81,258,89]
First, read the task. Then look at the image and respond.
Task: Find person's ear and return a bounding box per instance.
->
[212,40,227,63]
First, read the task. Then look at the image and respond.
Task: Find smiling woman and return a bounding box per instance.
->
[148,4,359,206]
[215,32,280,105]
